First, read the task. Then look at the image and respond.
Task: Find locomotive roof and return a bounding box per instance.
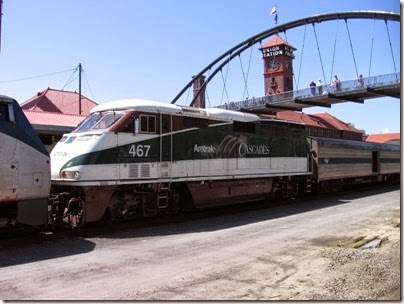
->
[91,99,183,115]
[91,99,260,122]
[0,95,49,156]
[0,95,17,103]
[311,136,400,151]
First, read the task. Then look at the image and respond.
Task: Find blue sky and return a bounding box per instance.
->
[0,0,400,134]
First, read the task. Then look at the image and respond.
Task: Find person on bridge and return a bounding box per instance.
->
[310,81,316,95]
[316,79,323,95]
[358,74,364,87]
[334,75,341,91]
[276,86,282,94]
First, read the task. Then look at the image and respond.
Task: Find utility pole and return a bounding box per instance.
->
[78,63,82,115]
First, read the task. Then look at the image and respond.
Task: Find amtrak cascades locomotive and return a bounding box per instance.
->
[49,98,400,227]
[0,95,400,228]
[49,99,310,227]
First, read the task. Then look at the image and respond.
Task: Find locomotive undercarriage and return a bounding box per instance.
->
[49,183,184,228]
[48,173,399,228]
[270,176,309,200]
[48,177,309,228]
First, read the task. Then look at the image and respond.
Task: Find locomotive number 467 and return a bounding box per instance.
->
[129,144,151,157]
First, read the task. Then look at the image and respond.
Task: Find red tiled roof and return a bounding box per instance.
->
[262,111,365,133]
[263,111,328,127]
[365,133,400,144]
[309,112,362,132]
[23,110,85,128]
[260,35,297,50]
[20,88,97,116]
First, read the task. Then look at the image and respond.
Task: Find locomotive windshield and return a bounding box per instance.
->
[74,111,124,132]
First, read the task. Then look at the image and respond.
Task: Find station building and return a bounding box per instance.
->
[20,88,97,152]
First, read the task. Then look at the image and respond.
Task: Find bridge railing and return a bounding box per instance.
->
[216,72,400,111]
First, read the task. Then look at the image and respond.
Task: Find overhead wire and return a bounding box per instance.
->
[0,68,76,84]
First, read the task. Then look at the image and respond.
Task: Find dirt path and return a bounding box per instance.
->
[0,186,400,300]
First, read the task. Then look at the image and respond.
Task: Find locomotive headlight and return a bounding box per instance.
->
[74,171,81,180]
[61,170,81,180]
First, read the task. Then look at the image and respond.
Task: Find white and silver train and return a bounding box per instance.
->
[0,96,400,228]
[0,95,50,227]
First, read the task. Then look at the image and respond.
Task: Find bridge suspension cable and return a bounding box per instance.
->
[385,20,397,73]
[296,23,307,90]
[345,19,359,79]
[312,23,327,85]
[329,19,340,84]
[368,18,376,77]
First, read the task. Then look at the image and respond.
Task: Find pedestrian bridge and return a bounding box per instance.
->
[217,72,400,114]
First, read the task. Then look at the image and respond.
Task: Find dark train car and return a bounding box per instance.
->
[308,136,400,191]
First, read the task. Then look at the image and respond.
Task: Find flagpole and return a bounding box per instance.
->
[0,0,3,51]
[270,1,278,25]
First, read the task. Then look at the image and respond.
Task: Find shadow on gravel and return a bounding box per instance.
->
[0,185,397,267]
[0,235,96,267]
[99,185,399,240]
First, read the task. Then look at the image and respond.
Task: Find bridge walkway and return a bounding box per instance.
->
[217,72,400,114]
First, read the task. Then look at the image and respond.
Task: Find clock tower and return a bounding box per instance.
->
[259,35,296,95]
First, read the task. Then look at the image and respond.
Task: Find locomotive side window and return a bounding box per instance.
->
[0,103,13,122]
[139,115,156,134]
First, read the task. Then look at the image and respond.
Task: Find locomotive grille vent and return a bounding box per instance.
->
[140,164,150,178]
[129,164,139,178]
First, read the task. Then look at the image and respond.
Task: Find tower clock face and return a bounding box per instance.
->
[268,57,280,70]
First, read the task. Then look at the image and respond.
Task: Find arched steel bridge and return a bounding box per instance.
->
[171,10,400,114]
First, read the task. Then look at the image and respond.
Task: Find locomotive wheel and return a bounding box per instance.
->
[64,197,85,228]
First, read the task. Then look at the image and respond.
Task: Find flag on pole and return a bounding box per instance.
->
[270,4,278,25]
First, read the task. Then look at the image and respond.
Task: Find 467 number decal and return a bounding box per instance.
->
[129,144,151,157]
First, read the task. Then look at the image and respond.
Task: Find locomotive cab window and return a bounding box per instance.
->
[139,115,156,134]
[74,111,124,132]
[0,103,14,123]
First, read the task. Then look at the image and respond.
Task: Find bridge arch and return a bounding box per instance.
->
[171,10,399,107]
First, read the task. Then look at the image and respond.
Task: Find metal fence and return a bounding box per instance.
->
[217,72,400,111]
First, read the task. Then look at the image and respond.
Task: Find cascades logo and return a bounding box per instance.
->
[238,143,270,157]
[194,135,270,157]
